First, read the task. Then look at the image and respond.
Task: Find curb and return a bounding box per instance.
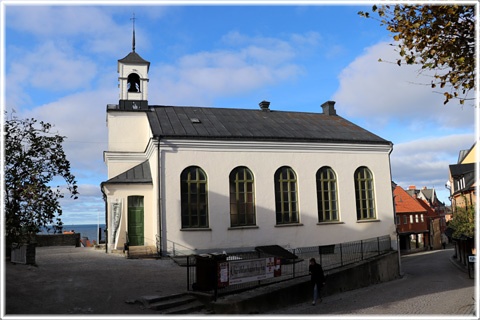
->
[449,255,468,274]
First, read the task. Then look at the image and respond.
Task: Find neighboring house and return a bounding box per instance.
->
[448,141,477,212]
[447,141,477,268]
[101,45,397,256]
[394,186,431,251]
[406,186,448,231]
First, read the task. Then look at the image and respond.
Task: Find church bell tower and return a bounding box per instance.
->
[117,13,150,110]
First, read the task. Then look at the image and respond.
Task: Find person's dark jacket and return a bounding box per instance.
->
[309,263,326,287]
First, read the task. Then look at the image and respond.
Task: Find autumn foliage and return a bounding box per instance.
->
[359,5,475,105]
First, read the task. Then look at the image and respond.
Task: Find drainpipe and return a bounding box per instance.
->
[100,183,108,254]
[157,137,163,256]
[388,143,402,276]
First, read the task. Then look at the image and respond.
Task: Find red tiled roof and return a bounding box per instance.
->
[417,199,437,216]
[394,186,428,214]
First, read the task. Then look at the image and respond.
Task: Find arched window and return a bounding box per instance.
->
[354,166,376,220]
[229,167,255,227]
[316,167,338,222]
[181,166,208,228]
[127,73,141,92]
[274,166,299,224]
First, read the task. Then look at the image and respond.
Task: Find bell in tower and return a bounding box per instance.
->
[117,13,150,110]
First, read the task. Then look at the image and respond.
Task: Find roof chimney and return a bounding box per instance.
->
[259,100,270,112]
[408,185,416,190]
[321,101,336,116]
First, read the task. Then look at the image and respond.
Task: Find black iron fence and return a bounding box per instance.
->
[186,235,393,298]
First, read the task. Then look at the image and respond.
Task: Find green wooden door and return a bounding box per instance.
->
[128,196,144,246]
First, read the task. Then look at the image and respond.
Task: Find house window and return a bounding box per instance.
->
[396,216,400,225]
[229,166,255,227]
[410,215,413,224]
[415,215,419,223]
[181,166,208,228]
[403,216,407,224]
[275,166,299,224]
[354,166,376,220]
[421,214,424,223]
[316,167,339,222]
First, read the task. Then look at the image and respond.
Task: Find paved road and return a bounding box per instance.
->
[270,247,476,316]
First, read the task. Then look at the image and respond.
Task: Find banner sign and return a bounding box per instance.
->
[110,198,123,246]
[218,257,281,286]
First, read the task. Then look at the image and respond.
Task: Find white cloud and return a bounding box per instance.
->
[6,42,98,109]
[21,89,112,177]
[149,32,317,106]
[6,6,148,57]
[391,133,475,190]
[59,183,105,225]
[332,42,476,130]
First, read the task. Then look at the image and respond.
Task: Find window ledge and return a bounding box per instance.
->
[228,226,259,230]
[317,221,344,225]
[275,223,304,228]
[356,219,380,223]
[180,228,212,231]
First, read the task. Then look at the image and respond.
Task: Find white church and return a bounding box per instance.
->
[101,41,396,256]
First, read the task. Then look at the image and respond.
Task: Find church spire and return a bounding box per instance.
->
[130,12,136,52]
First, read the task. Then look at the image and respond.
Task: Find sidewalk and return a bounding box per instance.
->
[5,246,187,315]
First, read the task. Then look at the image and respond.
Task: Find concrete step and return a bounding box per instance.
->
[134,293,205,313]
[164,300,205,314]
[127,246,157,258]
[149,294,196,311]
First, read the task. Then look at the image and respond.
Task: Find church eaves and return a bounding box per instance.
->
[104,160,152,184]
[145,105,392,145]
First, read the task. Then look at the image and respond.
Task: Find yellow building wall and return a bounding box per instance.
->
[461,142,477,164]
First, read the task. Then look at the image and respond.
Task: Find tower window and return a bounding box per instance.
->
[127,73,141,93]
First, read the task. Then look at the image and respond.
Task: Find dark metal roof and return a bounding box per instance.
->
[104,160,152,184]
[255,245,298,260]
[449,163,475,177]
[118,51,150,71]
[449,163,476,195]
[146,105,391,145]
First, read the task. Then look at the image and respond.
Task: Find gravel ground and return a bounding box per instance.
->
[5,246,187,316]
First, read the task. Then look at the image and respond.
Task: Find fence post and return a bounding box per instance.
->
[340,243,343,266]
[361,240,363,260]
[186,256,190,291]
[377,237,380,255]
[293,249,296,279]
[320,247,323,266]
[214,261,218,302]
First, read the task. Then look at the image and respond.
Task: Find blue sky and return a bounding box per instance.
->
[2,2,477,224]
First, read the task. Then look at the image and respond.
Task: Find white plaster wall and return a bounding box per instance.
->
[102,183,157,250]
[118,63,149,101]
[107,111,151,152]
[160,141,396,252]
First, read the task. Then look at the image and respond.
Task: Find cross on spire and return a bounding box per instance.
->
[130,13,136,52]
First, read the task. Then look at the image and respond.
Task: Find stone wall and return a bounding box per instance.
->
[34,233,81,247]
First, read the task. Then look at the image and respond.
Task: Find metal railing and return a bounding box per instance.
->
[186,235,393,298]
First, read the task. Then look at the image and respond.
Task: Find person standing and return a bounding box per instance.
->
[309,258,326,305]
[441,232,448,249]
